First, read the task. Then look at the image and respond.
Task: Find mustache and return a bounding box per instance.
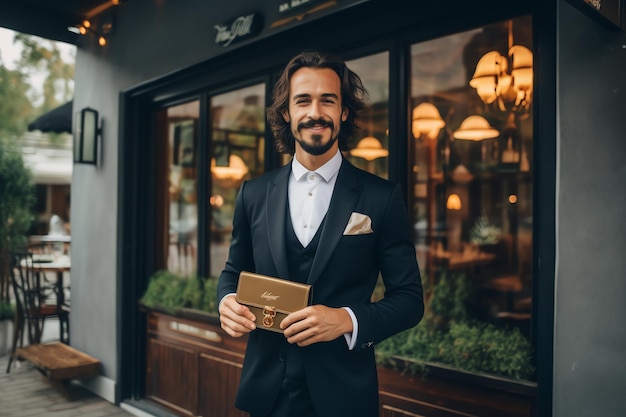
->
[297,118,334,130]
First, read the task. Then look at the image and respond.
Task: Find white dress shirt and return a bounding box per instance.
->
[289,150,358,350]
[289,150,341,247]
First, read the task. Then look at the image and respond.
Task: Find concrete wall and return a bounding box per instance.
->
[555,2,626,416]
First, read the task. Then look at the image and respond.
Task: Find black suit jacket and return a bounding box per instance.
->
[217,158,424,417]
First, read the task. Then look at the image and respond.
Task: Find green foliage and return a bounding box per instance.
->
[141,270,219,315]
[0,300,15,321]
[375,270,535,381]
[377,319,534,380]
[428,270,472,326]
[202,277,219,314]
[438,321,534,380]
[1,32,75,140]
[0,65,33,138]
[0,139,35,302]
[15,33,75,110]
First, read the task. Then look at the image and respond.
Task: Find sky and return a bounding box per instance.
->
[0,27,23,69]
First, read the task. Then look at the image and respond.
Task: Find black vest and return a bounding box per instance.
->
[282,208,325,380]
[285,208,324,284]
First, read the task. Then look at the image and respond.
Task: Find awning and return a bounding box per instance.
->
[28,100,73,134]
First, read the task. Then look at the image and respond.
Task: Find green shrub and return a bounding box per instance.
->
[0,139,35,304]
[141,270,218,315]
[439,321,534,380]
[375,270,535,381]
[376,319,534,380]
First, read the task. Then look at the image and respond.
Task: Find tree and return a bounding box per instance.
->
[0,63,33,139]
[15,33,74,113]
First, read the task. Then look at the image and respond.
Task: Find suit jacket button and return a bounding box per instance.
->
[279,354,285,361]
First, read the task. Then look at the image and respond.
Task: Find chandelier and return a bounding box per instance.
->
[469,21,533,114]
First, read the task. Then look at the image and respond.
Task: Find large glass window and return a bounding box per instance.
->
[162,101,200,276]
[404,16,535,381]
[209,83,266,278]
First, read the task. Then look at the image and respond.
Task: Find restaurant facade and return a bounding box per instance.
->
[16,0,626,416]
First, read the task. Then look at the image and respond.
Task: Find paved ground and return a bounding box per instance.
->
[0,318,135,417]
[0,353,134,417]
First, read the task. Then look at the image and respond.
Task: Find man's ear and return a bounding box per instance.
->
[341,108,348,122]
[282,110,290,123]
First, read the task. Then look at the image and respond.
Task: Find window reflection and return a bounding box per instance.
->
[209,83,265,277]
[409,16,534,380]
[346,52,389,179]
[166,101,200,276]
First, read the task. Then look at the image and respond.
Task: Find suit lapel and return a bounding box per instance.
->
[308,160,361,285]
[266,164,291,279]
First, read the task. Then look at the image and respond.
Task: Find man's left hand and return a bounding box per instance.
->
[281,305,352,346]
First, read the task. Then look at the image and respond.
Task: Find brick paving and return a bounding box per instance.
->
[0,353,134,417]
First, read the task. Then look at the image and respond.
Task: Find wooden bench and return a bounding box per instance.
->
[16,342,101,399]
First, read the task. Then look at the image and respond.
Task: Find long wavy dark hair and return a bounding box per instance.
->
[267,50,369,155]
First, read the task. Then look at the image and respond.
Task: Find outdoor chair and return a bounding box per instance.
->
[5,251,70,373]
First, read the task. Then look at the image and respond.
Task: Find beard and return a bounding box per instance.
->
[293,118,339,156]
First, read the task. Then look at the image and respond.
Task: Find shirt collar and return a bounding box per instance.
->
[291,149,342,183]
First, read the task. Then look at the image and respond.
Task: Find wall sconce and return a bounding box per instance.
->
[73,107,101,165]
[412,103,445,139]
[350,137,389,161]
[453,115,499,141]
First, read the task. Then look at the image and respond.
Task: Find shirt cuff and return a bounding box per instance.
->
[342,307,358,350]
[219,293,236,312]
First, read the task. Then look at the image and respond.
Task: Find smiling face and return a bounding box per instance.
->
[283,67,348,167]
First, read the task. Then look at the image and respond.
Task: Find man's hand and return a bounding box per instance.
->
[219,294,257,337]
[281,305,353,347]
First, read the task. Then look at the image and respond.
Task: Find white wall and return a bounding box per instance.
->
[554,2,626,416]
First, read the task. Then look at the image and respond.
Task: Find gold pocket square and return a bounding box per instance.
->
[343,212,373,235]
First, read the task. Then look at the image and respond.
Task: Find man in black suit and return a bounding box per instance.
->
[217,50,424,417]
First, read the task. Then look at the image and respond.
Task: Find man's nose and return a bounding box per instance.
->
[308,101,322,119]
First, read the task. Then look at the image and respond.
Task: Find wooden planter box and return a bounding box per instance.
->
[145,308,247,417]
[378,358,536,417]
[144,308,536,417]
